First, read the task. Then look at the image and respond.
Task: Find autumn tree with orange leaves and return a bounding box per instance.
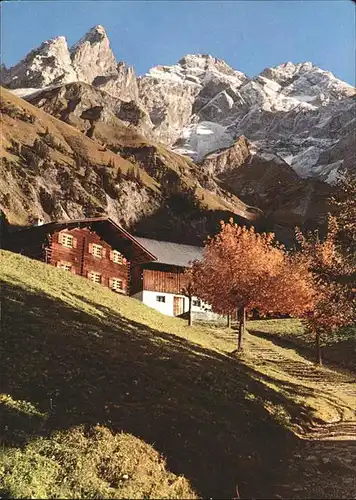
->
[296,216,355,365]
[192,220,316,351]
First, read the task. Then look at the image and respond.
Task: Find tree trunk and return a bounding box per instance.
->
[315,330,322,366]
[237,306,246,351]
[227,314,231,328]
[188,295,193,326]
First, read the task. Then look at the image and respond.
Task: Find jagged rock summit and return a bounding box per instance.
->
[69,25,138,101]
[1,25,138,101]
[1,35,77,89]
[70,25,118,83]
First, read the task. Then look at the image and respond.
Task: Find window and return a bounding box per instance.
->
[92,244,103,258]
[111,278,124,292]
[88,271,101,284]
[156,295,166,303]
[61,234,73,248]
[192,299,201,307]
[57,261,72,272]
[112,250,123,265]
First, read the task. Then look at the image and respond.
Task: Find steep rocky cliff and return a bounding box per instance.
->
[0,88,255,244]
[27,81,154,140]
[200,137,335,242]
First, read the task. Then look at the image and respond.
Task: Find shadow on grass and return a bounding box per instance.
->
[248,328,356,375]
[0,280,353,498]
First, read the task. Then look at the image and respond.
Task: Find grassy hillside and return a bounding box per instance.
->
[1,251,356,498]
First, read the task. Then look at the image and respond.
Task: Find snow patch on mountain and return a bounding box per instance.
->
[174,121,235,161]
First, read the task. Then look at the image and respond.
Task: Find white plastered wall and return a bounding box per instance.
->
[132,290,209,317]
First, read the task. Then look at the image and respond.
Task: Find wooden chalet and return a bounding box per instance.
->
[5,217,212,317]
[5,218,155,295]
[131,237,207,317]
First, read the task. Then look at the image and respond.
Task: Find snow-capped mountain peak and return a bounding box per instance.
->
[2,25,355,183]
[260,61,355,99]
[1,35,77,89]
[144,53,248,88]
[1,25,139,101]
[260,61,314,85]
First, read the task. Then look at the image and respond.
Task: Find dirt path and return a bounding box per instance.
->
[207,327,356,497]
[230,332,356,438]
[237,332,356,498]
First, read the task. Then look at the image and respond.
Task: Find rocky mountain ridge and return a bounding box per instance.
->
[2,25,355,185]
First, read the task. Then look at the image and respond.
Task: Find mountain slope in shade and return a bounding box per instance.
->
[199,137,335,245]
[0,87,256,245]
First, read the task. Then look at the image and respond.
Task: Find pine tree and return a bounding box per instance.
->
[115,166,123,183]
[135,168,143,187]
[126,166,136,182]
[108,157,116,169]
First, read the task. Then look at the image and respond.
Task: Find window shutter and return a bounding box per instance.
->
[88,243,93,255]
[109,277,113,288]
[56,261,61,267]
[72,237,78,249]
[102,247,107,258]
[109,250,114,261]
[58,233,63,245]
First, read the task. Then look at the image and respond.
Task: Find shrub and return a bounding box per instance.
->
[41,129,67,154]
[0,425,197,499]
[33,139,50,160]
[0,101,35,123]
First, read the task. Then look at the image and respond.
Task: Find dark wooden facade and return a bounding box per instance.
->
[49,227,130,292]
[5,218,156,295]
[133,263,188,294]
[130,236,203,301]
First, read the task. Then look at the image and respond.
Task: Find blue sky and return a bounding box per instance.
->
[1,1,355,84]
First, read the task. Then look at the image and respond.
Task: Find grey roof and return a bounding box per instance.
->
[134,237,204,267]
